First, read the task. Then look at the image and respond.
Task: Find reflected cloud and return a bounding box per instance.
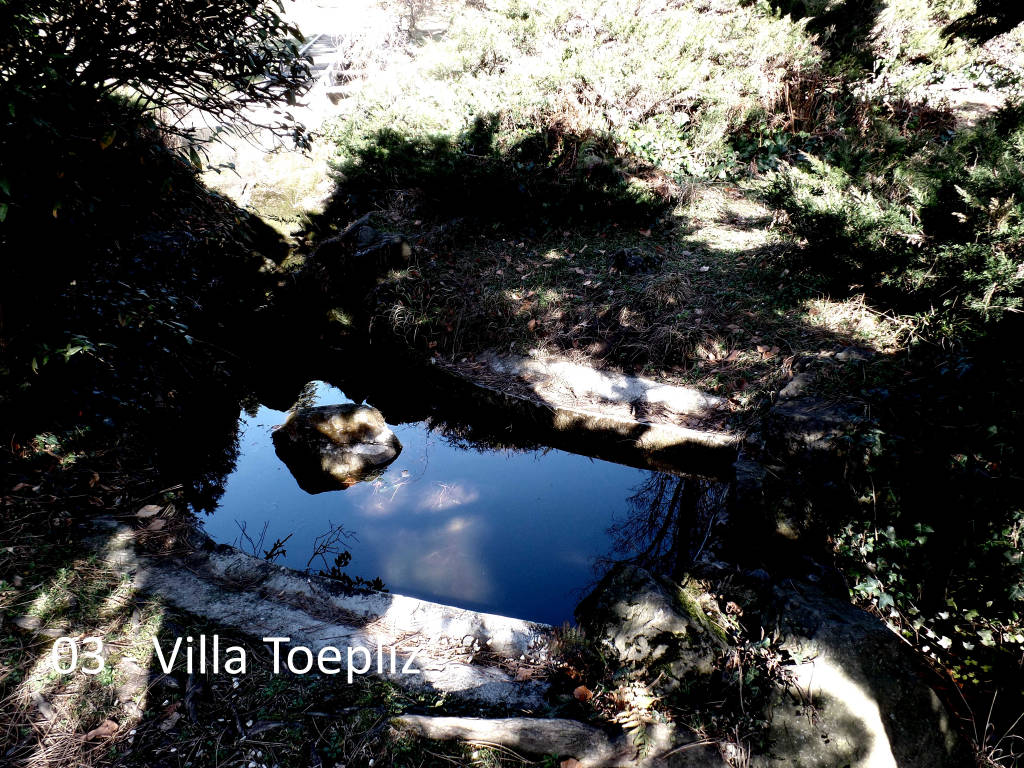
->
[381,516,492,604]
[355,474,412,518]
[416,481,480,512]
[446,516,470,533]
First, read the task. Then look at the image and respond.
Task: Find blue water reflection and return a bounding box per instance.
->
[204,381,654,625]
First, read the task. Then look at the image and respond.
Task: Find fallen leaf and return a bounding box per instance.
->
[157,712,181,732]
[527,319,538,332]
[561,759,583,768]
[639,229,651,237]
[146,519,166,531]
[135,504,161,518]
[11,482,30,492]
[32,692,55,722]
[84,719,118,741]
[573,685,593,702]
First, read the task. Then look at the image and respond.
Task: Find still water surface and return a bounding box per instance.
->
[203,381,658,625]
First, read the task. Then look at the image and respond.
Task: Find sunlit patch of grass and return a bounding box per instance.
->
[325,0,819,184]
[201,135,338,236]
[799,295,910,351]
[0,540,165,768]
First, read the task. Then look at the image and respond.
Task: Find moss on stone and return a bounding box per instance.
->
[675,577,728,644]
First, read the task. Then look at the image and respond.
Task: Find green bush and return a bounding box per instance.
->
[325,0,818,185]
[765,105,1024,339]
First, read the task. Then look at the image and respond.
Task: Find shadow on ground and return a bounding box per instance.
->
[296,113,899,409]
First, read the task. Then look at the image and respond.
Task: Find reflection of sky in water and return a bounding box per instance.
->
[203,381,652,625]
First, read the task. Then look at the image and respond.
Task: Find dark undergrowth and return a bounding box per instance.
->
[0,91,290,511]
[0,91,521,768]
[307,114,669,237]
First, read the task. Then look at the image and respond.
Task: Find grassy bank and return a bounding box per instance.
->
[0,460,508,768]
[292,0,1024,744]
[296,0,1019,410]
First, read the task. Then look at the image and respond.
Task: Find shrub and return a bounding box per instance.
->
[0,0,307,373]
[327,0,818,184]
[0,0,311,144]
[764,104,1024,338]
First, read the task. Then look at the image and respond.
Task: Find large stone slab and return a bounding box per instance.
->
[92,522,551,711]
[576,565,970,768]
[758,584,971,768]
[575,565,729,692]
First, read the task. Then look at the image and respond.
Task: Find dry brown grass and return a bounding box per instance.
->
[358,178,903,416]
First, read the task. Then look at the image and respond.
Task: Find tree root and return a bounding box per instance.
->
[391,714,724,767]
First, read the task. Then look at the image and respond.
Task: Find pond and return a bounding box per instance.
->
[202,381,713,625]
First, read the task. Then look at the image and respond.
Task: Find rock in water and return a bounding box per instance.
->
[272,404,402,494]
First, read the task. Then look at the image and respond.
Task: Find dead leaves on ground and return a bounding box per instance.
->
[83,718,118,741]
[573,685,594,702]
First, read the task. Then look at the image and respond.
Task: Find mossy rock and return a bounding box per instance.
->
[574,564,729,691]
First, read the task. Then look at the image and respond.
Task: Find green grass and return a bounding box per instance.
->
[299,0,1016,407]
[326,0,819,183]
